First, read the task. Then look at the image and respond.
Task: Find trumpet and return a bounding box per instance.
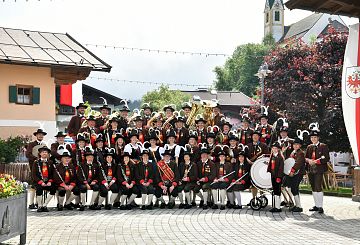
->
[163,111,179,129]
[146,111,164,128]
[249,145,263,162]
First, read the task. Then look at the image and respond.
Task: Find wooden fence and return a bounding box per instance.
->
[0,163,30,182]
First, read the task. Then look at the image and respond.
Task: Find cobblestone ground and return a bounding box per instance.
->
[2,192,360,245]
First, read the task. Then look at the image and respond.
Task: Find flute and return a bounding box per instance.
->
[226,172,249,191]
[210,170,235,185]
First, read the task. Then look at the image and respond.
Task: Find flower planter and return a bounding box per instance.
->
[0,190,27,245]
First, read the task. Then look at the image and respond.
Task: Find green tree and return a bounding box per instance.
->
[141,85,191,112]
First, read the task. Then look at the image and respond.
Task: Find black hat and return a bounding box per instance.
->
[279,126,288,132]
[141,103,153,111]
[271,141,281,149]
[293,137,303,145]
[109,117,119,124]
[76,133,88,143]
[146,129,158,141]
[182,144,192,156]
[140,149,150,156]
[76,102,88,109]
[236,150,247,158]
[84,146,95,157]
[33,128,47,136]
[127,128,139,138]
[100,104,111,111]
[123,152,131,158]
[206,132,216,139]
[61,150,72,158]
[114,132,125,142]
[104,147,115,157]
[95,134,104,143]
[55,131,67,138]
[228,131,239,141]
[309,130,320,137]
[188,130,198,140]
[199,144,210,154]
[134,115,143,122]
[119,105,130,112]
[220,118,232,129]
[38,145,51,154]
[86,115,96,121]
[251,130,262,137]
[241,116,251,124]
[195,115,207,124]
[182,102,192,110]
[166,128,176,139]
[217,150,227,157]
[163,104,175,112]
[162,146,173,156]
[174,116,186,123]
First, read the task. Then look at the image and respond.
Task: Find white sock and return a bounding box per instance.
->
[114,194,120,203]
[185,192,191,204]
[203,191,208,205]
[275,195,281,209]
[294,195,301,208]
[75,195,80,205]
[178,192,184,204]
[56,191,60,204]
[120,195,127,205]
[211,190,218,205]
[197,192,203,201]
[65,192,76,205]
[36,196,43,207]
[147,194,154,206]
[128,194,137,204]
[141,194,147,206]
[220,190,227,205]
[312,192,318,207]
[65,191,71,202]
[169,196,175,204]
[91,191,99,205]
[158,196,165,203]
[110,193,118,204]
[44,194,54,207]
[80,193,87,205]
[98,196,105,205]
[234,191,241,206]
[29,189,35,205]
[228,191,235,205]
[318,192,323,208]
[58,196,65,206]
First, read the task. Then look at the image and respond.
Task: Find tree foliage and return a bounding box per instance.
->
[141,85,191,112]
[264,29,349,151]
[213,43,273,96]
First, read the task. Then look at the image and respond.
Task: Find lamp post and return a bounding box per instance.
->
[255,62,272,113]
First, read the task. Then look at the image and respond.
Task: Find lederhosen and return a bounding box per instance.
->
[286,149,305,196]
[155,160,180,198]
[32,159,56,196]
[267,154,284,196]
[135,161,155,195]
[54,163,80,197]
[117,162,139,196]
[99,161,119,196]
[197,160,216,192]
[77,161,100,194]
[229,161,251,192]
[305,143,329,192]
[178,162,198,193]
[212,162,233,190]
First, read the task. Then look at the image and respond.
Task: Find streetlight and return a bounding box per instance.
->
[255,62,272,113]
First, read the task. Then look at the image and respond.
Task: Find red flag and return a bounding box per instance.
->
[60,84,72,106]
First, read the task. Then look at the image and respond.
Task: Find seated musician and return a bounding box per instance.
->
[105,117,121,148]
[77,147,100,211]
[238,116,253,146]
[72,133,88,167]
[174,116,189,147]
[135,149,155,210]
[196,146,216,210]
[187,131,200,163]
[141,103,153,127]
[98,148,119,210]
[95,102,111,131]
[117,104,130,131]
[54,150,80,211]
[178,148,198,209]
[32,145,56,212]
[117,152,139,210]
[257,111,272,145]
[94,134,105,164]
[181,102,192,126]
[211,147,233,210]
[267,142,284,213]
[155,149,180,209]
[206,129,217,162]
[164,128,181,165]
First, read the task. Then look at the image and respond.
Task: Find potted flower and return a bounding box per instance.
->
[0,174,27,245]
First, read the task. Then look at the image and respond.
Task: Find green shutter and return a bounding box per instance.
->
[9,86,17,103]
[32,87,40,104]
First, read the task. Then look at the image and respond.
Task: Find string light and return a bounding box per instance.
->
[88,76,211,88]
[85,43,231,57]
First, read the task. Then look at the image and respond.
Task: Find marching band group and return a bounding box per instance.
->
[26,100,330,214]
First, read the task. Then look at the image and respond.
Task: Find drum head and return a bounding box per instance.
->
[251,157,272,189]
[283,158,296,175]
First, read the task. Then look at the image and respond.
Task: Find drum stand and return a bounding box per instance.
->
[281,187,294,208]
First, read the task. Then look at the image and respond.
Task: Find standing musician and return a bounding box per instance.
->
[95,102,111,131]
[32,145,55,212]
[147,129,164,164]
[305,125,329,214]
[228,131,240,164]
[51,131,72,164]
[135,149,155,210]
[206,129,217,162]
[163,104,176,129]
[104,117,121,148]
[134,115,146,144]
[267,142,284,213]
[195,115,207,144]
[67,102,88,137]
[155,149,180,209]
[114,132,126,163]
[98,148,119,210]
[181,102,192,125]
[187,131,200,163]
[177,147,199,209]
[238,117,253,146]
[124,129,142,162]
[278,125,294,159]
[78,115,100,148]
[153,117,165,146]
[117,104,130,131]
[220,119,232,145]
[117,152,139,210]
[174,116,189,147]
[164,129,181,165]
[26,128,47,209]
[72,133,88,168]
[54,150,80,211]
[258,112,272,146]
[94,134,105,164]
[141,103,153,127]
[212,103,224,127]
[228,150,251,209]
[197,146,216,210]
[211,147,233,210]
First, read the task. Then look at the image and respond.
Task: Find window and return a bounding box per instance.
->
[266,13,269,23]
[17,86,33,104]
[275,11,280,21]
[9,85,40,105]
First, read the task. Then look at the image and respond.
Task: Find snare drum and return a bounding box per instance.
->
[250,157,272,189]
[283,158,296,175]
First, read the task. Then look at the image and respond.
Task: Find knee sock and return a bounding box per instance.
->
[65,192,76,205]
[36,195,43,207]
[90,191,99,205]
[178,192,184,204]
[220,190,227,205]
[75,195,80,205]
[228,191,235,205]
[110,193,118,204]
[147,194,154,206]
[120,195,127,205]
[128,194,137,204]
[29,188,35,205]
[158,196,165,204]
[234,191,241,206]
[44,194,54,207]
[185,192,191,204]
[98,196,105,205]
[58,196,65,206]
[141,194,147,206]
[211,190,218,205]
[169,196,175,204]
[294,195,301,208]
[197,192,203,201]
[203,191,208,205]
[80,193,87,205]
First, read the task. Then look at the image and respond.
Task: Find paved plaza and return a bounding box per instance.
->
[2,192,360,245]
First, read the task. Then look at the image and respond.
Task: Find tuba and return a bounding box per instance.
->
[186,102,200,129]
[163,111,179,129]
[201,100,217,127]
[32,143,47,157]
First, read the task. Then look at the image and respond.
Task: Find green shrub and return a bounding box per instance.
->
[0,136,27,164]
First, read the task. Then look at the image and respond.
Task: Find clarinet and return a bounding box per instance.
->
[52,163,66,186]
[120,164,129,183]
[98,162,108,184]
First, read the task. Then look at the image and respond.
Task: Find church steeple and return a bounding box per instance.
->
[264,0,285,42]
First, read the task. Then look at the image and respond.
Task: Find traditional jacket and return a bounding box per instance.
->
[77,161,100,185]
[178,161,198,183]
[32,158,54,185]
[156,160,179,187]
[197,160,216,183]
[99,161,117,184]
[239,128,254,145]
[78,126,101,147]
[259,124,272,145]
[95,116,108,131]
[305,143,330,174]
[196,128,207,144]
[247,142,270,161]
[124,143,142,161]
[94,147,105,164]
[67,115,85,136]
[213,114,224,127]
[54,163,77,187]
[26,140,43,169]
[233,160,251,185]
[214,161,233,183]
[174,127,189,147]
[135,161,155,185]
[289,149,306,175]
[117,162,136,186]
[267,153,284,179]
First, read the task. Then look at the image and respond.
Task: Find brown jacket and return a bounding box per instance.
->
[77,162,100,185]
[214,162,233,183]
[135,161,155,185]
[178,162,198,183]
[32,159,54,185]
[197,160,216,183]
[289,149,306,175]
[247,142,270,161]
[305,143,330,174]
[267,153,284,179]
[54,163,77,187]
[67,115,84,136]
[26,141,42,169]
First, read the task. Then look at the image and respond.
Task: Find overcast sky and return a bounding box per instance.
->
[0,0,358,101]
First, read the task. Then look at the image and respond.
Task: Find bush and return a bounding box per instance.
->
[0,136,28,164]
[0,174,25,199]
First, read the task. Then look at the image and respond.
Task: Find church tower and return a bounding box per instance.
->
[264,0,285,42]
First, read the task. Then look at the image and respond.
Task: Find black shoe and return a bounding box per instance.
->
[37,207,43,212]
[208,202,214,207]
[203,204,208,210]
[226,201,230,207]
[64,204,73,210]
[120,205,126,210]
[89,204,95,210]
[29,204,37,210]
[34,203,38,208]
[168,202,175,209]
[318,207,324,214]
[291,207,303,213]
[199,200,204,208]
[233,205,240,209]
[141,206,146,210]
[185,204,192,209]
[42,207,49,212]
[179,203,185,209]
[212,204,218,210]
[147,205,153,210]
[228,204,234,209]
[126,204,132,210]
[105,204,112,210]
[191,202,196,207]
[79,205,85,211]
[113,202,120,208]
[280,201,288,207]
[269,208,282,213]
[58,205,63,211]
[160,202,166,209]
[309,206,319,212]
[154,201,159,208]
[73,203,80,209]
[220,205,225,210]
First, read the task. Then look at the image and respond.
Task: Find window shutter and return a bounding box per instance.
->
[9,86,17,103]
[32,87,40,104]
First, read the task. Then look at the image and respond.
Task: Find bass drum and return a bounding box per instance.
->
[250,157,272,189]
[283,158,296,175]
